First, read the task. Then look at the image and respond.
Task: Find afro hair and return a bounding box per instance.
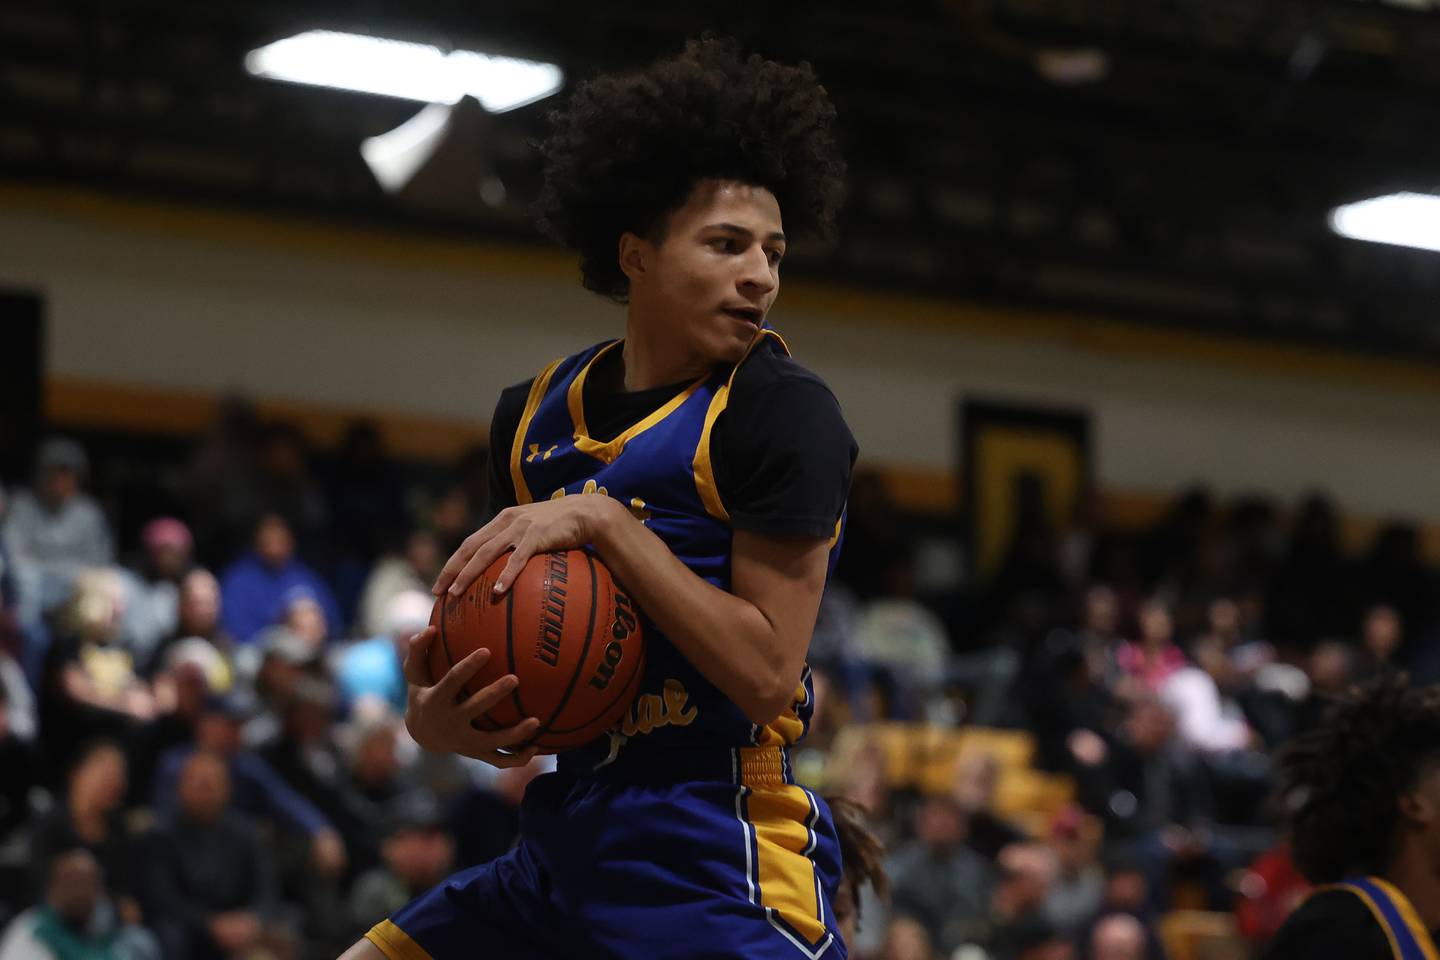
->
[1277,673,1440,883]
[535,36,847,302]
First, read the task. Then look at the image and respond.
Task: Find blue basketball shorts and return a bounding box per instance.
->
[364,745,846,960]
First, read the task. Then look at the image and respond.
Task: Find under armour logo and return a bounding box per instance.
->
[526,444,558,463]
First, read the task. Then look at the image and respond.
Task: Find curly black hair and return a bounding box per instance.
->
[535,37,847,302]
[1277,673,1440,883]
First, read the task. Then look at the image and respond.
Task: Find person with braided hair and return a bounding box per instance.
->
[1264,674,1440,959]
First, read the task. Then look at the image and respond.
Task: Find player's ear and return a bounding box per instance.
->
[618,232,648,286]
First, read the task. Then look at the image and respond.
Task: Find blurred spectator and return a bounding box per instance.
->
[153,693,346,881]
[355,531,440,640]
[246,626,322,740]
[335,590,430,716]
[1086,913,1146,960]
[348,793,453,933]
[182,396,263,562]
[1043,807,1105,940]
[220,513,340,646]
[0,849,158,960]
[1234,842,1309,945]
[1,437,114,615]
[128,655,217,808]
[1288,640,1356,737]
[117,518,193,665]
[1113,600,1185,699]
[852,543,949,713]
[254,423,329,559]
[1159,635,1253,756]
[281,589,330,651]
[1353,602,1403,681]
[144,751,282,960]
[984,843,1060,958]
[145,569,233,677]
[27,742,142,917]
[887,793,994,956]
[881,915,934,960]
[40,569,155,765]
[1073,860,1165,960]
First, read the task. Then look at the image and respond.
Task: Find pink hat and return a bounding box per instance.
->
[142,517,193,551]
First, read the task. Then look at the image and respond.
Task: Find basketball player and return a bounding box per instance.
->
[1263,674,1440,958]
[340,37,854,959]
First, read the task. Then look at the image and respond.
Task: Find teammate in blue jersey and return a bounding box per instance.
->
[1263,674,1440,959]
[340,37,855,960]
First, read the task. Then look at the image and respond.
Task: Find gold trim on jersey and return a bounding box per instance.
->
[364,920,433,960]
[566,340,708,464]
[1318,877,1440,960]
[692,329,792,523]
[510,357,565,506]
[733,745,833,956]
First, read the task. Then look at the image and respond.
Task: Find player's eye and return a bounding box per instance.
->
[767,249,784,266]
[709,237,738,253]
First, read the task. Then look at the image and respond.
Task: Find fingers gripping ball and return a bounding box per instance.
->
[428,549,645,751]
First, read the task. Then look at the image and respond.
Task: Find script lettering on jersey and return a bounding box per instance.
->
[620,678,698,737]
[534,552,569,667]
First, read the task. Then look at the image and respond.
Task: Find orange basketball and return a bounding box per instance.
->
[428,549,645,752]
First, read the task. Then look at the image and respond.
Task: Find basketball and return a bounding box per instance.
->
[428,549,645,751]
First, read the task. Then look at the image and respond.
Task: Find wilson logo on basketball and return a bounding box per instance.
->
[587,641,624,691]
[534,552,569,667]
[612,592,637,639]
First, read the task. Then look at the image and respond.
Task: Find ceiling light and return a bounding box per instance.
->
[1329,192,1440,253]
[245,30,563,112]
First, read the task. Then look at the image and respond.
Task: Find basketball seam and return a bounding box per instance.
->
[506,583,527,720]
[544,592,644,734]
[536,649,645,745]
[531,551,599,742]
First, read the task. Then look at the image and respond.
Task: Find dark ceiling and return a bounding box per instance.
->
[3,0,1439,358]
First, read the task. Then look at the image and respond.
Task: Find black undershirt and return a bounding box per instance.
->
[484,341,857,539]
[1262,888,1426,959]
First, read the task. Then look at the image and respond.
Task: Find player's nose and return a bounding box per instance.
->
[736,247,775,295]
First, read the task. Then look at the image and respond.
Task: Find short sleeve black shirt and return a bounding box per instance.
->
[1262,889,1417,960]
[483,342,857,539]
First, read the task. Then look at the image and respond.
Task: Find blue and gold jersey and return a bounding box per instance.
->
[507,328,841,763]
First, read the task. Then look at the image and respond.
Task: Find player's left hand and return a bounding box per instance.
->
[433,495,626,599]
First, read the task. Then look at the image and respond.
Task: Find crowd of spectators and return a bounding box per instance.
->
[0,406,1436,960]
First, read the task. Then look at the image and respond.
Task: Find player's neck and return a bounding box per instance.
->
[1386,843,1440,932]
[620,319,707,392]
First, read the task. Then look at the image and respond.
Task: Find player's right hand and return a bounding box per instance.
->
[402,626,541,768]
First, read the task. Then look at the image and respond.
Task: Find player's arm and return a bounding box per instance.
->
[597,510,829,725]
[435,496,825,725]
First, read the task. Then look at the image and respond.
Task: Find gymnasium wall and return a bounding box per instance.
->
[4,187,1440,524]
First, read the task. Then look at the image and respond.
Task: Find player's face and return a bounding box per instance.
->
[647,179,785,366]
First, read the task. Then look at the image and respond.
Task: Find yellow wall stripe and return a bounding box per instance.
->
[364,920,434,960]
[509,357,564,506]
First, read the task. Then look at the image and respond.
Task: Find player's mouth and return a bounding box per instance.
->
[721,305,763,328]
